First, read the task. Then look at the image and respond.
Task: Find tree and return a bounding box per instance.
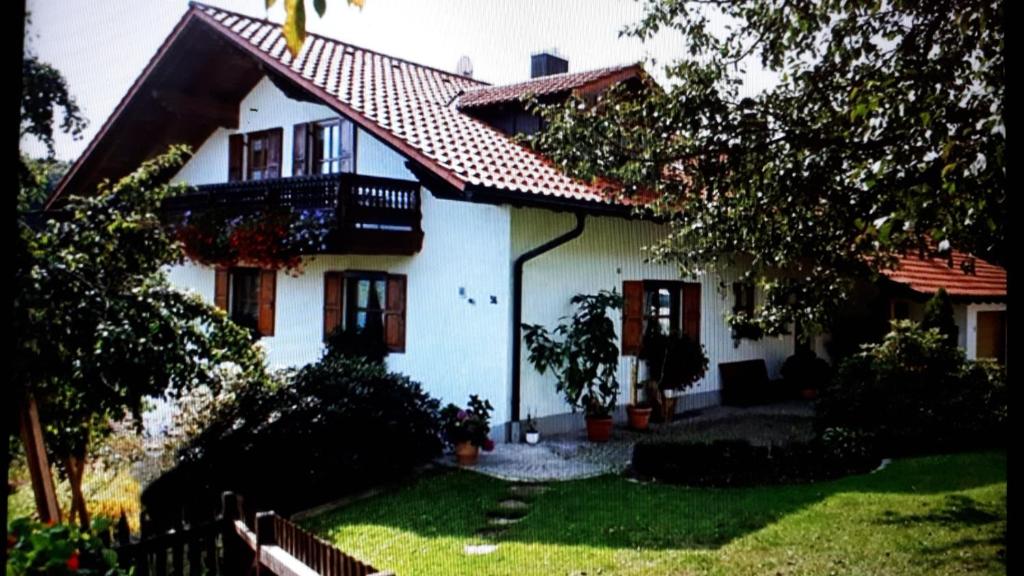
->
[21,55,87,158]
[922,287,959,348]
[14,146,270,526]
[528,0,1004,339]
[269,0,365,56]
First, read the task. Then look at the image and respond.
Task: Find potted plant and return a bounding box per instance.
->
[524,412,540,445]
[440,395,495,465]
[626,358,653,430]
[780,348,831,400]
[640,327,709,422]
[522,290,623,442]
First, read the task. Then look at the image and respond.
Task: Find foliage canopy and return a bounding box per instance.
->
[529,0,1005,337]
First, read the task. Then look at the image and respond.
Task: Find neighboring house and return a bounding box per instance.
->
[44,3,1003,440]
[820,249,1008,365]
[882,251,1007,362]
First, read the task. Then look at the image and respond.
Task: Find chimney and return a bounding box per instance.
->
[456,55,474,78]
[531,50,568,78]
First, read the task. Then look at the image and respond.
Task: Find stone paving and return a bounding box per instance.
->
[439,401,816,482]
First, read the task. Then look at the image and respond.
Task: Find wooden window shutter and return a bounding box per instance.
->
[621,280,644,355]
[214,268,230,310]
[266,128,283,179]
[228,134,245,182]
[323,271,343,340]
[682,282,701,343]
[384,274,407,352]
[292,123,309,177]
[257,269,277,337]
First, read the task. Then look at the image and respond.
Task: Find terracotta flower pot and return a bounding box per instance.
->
[626,405,652,431]
[585,416,614,442]
[454,441,479,465]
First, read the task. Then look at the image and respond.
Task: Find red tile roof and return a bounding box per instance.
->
[456,65,641,109]
[187,3,626,206]
[882,250,1007,298]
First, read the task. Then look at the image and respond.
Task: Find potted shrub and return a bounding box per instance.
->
[626,358,652,430]
[780,348,831,400]
[524,412,540,444]
[522,290,623,442]
[640,327,709,422]
[441,395,495,465]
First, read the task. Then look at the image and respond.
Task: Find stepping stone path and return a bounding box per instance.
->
[464,482,551,554]
[463,544,498,555]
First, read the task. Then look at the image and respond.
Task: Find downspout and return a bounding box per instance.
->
[509,211,587,442]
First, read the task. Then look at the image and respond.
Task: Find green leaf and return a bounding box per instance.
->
[314,0,326,17]
[266,0,277,8]
[283,0,307,57]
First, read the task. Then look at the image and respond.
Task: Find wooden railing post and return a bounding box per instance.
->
[220,492,246,576]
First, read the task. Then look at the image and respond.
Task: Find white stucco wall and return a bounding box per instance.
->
[166,75,514,423]
[172,76,414,186]
[166,189,513,423]
[965,302,1007,360]
[511,208,795,420]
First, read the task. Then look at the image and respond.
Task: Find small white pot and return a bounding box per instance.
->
[525,431,540,445]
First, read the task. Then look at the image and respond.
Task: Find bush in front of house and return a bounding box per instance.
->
[817,319,1006,457]
[143,355,442,529]
[780,348,832,396]
[631,430,879,486]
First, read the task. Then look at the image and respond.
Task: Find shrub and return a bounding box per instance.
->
[631,435,878,486]
[640,328,709,392]
[143,355,442,529]
[818,320,1006,456]
[324,324,389,365]
[780,348,831,395]
[6,517,128,576]
[440,395,495,451]
[922,287,959,348]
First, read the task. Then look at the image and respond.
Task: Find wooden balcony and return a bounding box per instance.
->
[162,173,424,255]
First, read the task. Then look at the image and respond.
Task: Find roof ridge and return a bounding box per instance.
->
[188,1,491,87]
[463,63,640,93]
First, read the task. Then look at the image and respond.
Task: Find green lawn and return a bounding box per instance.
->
[303,451,1006,576]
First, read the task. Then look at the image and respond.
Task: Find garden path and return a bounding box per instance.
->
[440,400,815,482]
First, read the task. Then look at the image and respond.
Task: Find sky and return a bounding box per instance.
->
[23,0,776,162]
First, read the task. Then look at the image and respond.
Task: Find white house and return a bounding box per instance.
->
[46,3,1006,440]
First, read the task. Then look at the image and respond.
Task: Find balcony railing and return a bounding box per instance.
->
[163,173,424,254]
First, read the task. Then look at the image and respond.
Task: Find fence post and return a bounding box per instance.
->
[219,492,246,576]
[254,512,277,576]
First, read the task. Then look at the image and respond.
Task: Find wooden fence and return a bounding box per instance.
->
[113,492,392,576]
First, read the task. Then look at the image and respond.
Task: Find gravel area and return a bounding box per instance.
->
[438,401,815,482]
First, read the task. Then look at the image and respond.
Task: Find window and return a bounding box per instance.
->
[229,268,261,334]
[643,282,683,335]
[733,282,755,316]
[621,280,701,355]
[247,128,283,180]
[214,268,276,337]
[324,271,406,352]
[346,273,388,336]
[294,118,355,176]
[313,119,355,174]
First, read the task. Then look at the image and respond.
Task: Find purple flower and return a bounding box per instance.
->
[456,410,468,421]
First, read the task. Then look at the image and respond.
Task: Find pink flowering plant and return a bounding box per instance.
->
[440,395,495,451]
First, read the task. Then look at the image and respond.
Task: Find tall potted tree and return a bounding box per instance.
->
[522,290,623,442]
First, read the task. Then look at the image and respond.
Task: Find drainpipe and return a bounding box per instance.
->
[509,211,587,442]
